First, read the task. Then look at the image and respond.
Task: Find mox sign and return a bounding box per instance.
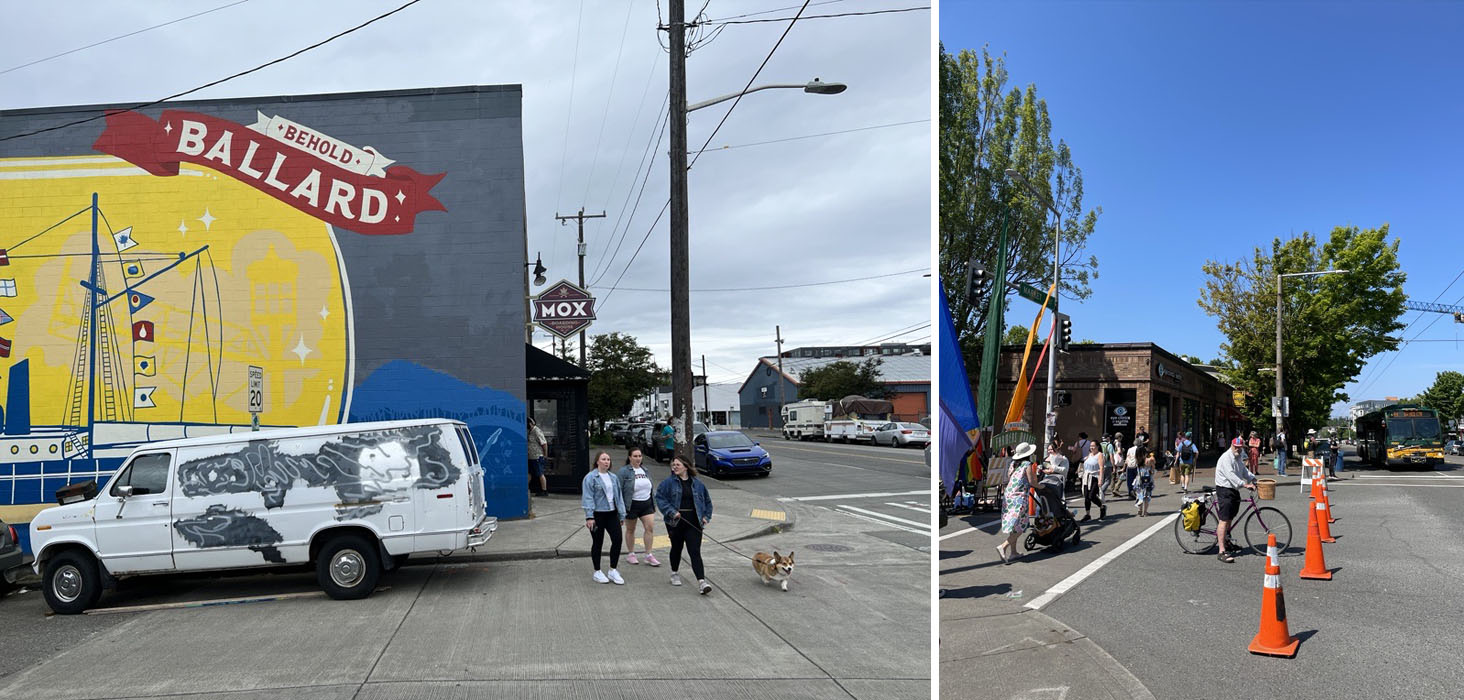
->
[533,280,596,338]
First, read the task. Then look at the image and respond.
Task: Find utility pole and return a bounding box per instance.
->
[701,355,710,426]
[555,207,605,366]
[667,0,693,461]
[775,325,787,428]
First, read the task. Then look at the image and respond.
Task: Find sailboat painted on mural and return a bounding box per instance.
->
[0,157,355,510]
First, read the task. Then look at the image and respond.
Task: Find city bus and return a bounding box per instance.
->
[1356,403,1445,469]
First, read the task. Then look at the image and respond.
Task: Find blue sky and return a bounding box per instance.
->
[941,0,1464,417]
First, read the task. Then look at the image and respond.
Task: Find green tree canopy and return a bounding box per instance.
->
[1419,371,1464,425]
[799,358,885,401]
[938,43,1101,368]
[1003,324,1030,345]
[1199,226,1405,436]
[586,333,662,425]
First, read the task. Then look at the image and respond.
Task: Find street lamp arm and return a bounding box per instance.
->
[687,79,846,112]
[1003,168,1061,217]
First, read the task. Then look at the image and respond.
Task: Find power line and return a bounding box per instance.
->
[580,0,638,207]
[861,323,932,346]
[853,320,930,346]
[706,0,846,22]
[597,266,928,292]
[695,118,928,154]
[552,0,588,266]
[702,5,930,25]
[591,106,669,286]
[590,38,665,278]
[0,0,254,76]
[1356,287,1464,396]
[0,0,428,143]
[594,199,671,313]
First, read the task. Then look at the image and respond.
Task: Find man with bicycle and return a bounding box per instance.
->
[1215,436,1258,563]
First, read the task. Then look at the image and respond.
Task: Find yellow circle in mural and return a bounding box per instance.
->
[0,156,351,435]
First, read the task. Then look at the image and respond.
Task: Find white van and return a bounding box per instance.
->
[29,418,495,614]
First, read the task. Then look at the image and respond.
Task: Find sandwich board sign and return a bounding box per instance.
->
[533,279,596,338]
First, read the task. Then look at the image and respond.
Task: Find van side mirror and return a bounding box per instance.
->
[116,485,134,499]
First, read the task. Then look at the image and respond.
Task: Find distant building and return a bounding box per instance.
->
[737,348,931,428]
[1349,399,1394,420]
[632,381,742,429]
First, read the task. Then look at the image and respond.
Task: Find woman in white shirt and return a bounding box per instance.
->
[580,451,627,584]
[618,448,660,566]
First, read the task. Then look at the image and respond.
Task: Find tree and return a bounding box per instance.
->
[585,333,662,426]
[1003,324,1030,345]
[1419,371,1464,425]
[1179,354,1206,366]
[799,359,885,401]
[1198,226,1405,437]
[938,43,1102,370]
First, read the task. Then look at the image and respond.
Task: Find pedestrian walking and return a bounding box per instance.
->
[1133,452,1155,516]
[1070,432,1091,489]
[659,419,676,463]
[581,451,627,584]
[1175,430,1198,492]
[617,447,660,567]
[1079,440,1107,522]
[1247,431,1262,474]
[1274,429,1289,477]
[1037,440,1070,519]
[1214,437,1258,563]
[527,417,549,496]
[1107,433,1127,497]
[996,442,1038,564]
[654,456,714,595]
[1123,441,1141,500]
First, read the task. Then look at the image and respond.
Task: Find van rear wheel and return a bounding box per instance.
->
[44,550,101,614]
[317,535,381,600]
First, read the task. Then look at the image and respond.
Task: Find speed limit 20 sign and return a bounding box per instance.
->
[248,365,264,414]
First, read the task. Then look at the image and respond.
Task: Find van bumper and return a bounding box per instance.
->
[467,515,498,549]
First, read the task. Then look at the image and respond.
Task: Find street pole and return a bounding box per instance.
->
[775,325,787,427]
[1044,207,1060,451]
[1275,273,1284,449]
[667,0,693,461]
[555,208,605,366]
[701,354,710,426]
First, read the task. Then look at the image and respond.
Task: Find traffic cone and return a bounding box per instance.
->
[1265,532,1280,569]
[1319,478,1337,523]
[1299,499,1333,580]
[1314,499,1336,543]
[1249,556,1300,657]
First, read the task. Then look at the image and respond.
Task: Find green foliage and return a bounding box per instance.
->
[1419,371,1464,425]
[1179,354,1206,366]
[799,358,885,401]
[1003,324,1030,345]
[1199,226,1406,436]
[586,333,662,425]
[938,43,1102,368]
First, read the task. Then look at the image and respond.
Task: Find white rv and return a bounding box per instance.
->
[781,400,832,440]
[28,418,495,614]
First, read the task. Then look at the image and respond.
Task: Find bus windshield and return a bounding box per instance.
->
[1388,417,1441,442]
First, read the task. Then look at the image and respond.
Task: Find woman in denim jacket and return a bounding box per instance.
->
[581,451,627,585]
[654,456,714,595]
[617,447,660,566]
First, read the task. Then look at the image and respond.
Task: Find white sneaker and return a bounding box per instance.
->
[698,579,712,595]
[607,569,625,585]
[670,572,683,586]
[592,570,609,584]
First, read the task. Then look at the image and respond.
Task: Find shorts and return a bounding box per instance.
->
[626,498,655,519]
[1215,486,1241,522]
[1178,462,1195,476]
[528,456,545,477]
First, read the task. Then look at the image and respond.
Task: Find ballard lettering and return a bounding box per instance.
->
[93,109,445,235]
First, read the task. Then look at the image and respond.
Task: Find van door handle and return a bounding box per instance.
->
[151,502,169,507]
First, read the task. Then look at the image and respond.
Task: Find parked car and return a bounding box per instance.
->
[1446,440,1462,456]
[647,420,709,462]
[27,418,495,614]
[1,517,24,598]
[873,422,931,448]
[694,431,772,477]
[604,421,629,442]
[621,422,650,450]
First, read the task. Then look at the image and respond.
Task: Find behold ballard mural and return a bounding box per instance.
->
[0,86,530,528]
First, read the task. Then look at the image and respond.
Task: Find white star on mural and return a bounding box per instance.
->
[198,208,216,230]
[177,220,188,236]
[291,335,312,365]
[394,190,405,204]
[318,305,330,321]
[164,122,173,134]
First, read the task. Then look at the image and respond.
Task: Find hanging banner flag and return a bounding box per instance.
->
[128,290,155,314]
[132,320,155,342]
[0,279,14,296]
[134,386,157,409]
[113,226,138,252]
[123,260,145,278]
[0,249,8,266]
[0,309,10,326]
[0,337,10,358]
[135,355,156,376]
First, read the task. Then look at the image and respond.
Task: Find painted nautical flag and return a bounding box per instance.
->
[132,320,155,342]
[0,279,14,296]
[0,249,8,266]
[123,260,145,278]
[135,355,156,376]
[113,226,138,252]
[128,290,155,314]
[0,308,11,326]
[0,337,10,358]
[134,386,157,409]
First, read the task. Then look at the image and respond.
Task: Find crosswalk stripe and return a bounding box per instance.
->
[837,505,930,529]
[833,508,929,535]
[885,501,931,513]
[780,489,929,502]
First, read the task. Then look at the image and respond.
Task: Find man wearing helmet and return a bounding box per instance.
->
[1214,436,1258,563]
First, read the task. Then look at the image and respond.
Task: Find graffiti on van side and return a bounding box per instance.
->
[175,425,462,510]
[173,504,286,563]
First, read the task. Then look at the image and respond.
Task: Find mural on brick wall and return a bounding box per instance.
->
[0,92,530,536]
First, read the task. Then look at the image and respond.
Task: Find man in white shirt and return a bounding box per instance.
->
[1214,437,1258,563]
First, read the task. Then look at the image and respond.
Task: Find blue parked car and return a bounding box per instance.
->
[694,431,773,478]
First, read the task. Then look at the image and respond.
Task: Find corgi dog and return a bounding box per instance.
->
[752,550,795,591]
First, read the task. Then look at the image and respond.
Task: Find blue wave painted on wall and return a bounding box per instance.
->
[347,360,528,519]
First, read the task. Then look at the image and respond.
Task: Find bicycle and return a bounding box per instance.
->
[1174,485,1292,556]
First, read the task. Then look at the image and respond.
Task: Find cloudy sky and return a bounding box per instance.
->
[0,1,932,388]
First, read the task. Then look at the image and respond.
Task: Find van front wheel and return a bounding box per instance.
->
[44,550,102,614]
[317,535,381,600]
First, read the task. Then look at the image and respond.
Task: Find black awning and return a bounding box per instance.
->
[526,343,590,381]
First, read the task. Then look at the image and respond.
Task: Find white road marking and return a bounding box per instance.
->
[1331,483,1464,488]
[1353,473,1464,479]
[833,508,928,535]
[781,489,929,502]
[837,505,930,529]
[886,501,931,513]
[1023,512,1179,611]
[938,520,1001,540]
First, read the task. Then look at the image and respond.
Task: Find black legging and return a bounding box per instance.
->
[668,515,705,580]
[590,510,622,570]
[1081,475,1104,515]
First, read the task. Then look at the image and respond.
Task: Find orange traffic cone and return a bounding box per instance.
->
[1314,499,1336,543]
[1249,541,1300,657]
[1265,532,1280,569]
[1299,499,1333,580]
[1319,478,1336,523]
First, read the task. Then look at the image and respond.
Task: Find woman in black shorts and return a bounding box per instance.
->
[618,448,660,566]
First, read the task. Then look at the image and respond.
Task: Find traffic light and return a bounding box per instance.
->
[1055,389,1072,407]
[1056,312,1073,351]
[967,265,990,303]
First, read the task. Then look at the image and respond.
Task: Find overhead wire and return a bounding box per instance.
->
[0,0,429,143]
[1352,264,1464,395]
[0,0,254,76]
[551,0,588,265]
[597,266,928,292]
[701,6,930,25]
[695,118,928,153]
[590,104,669,286]
[579,0,638,207]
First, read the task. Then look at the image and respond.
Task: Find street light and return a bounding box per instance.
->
[1274,268,1349,447]
[523,253,547,342]
[1004,168,1062,449]
[687,79,847,112]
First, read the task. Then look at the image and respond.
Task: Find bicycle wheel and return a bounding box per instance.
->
[1243,506,1293,557]
[1174,514,1218,554]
